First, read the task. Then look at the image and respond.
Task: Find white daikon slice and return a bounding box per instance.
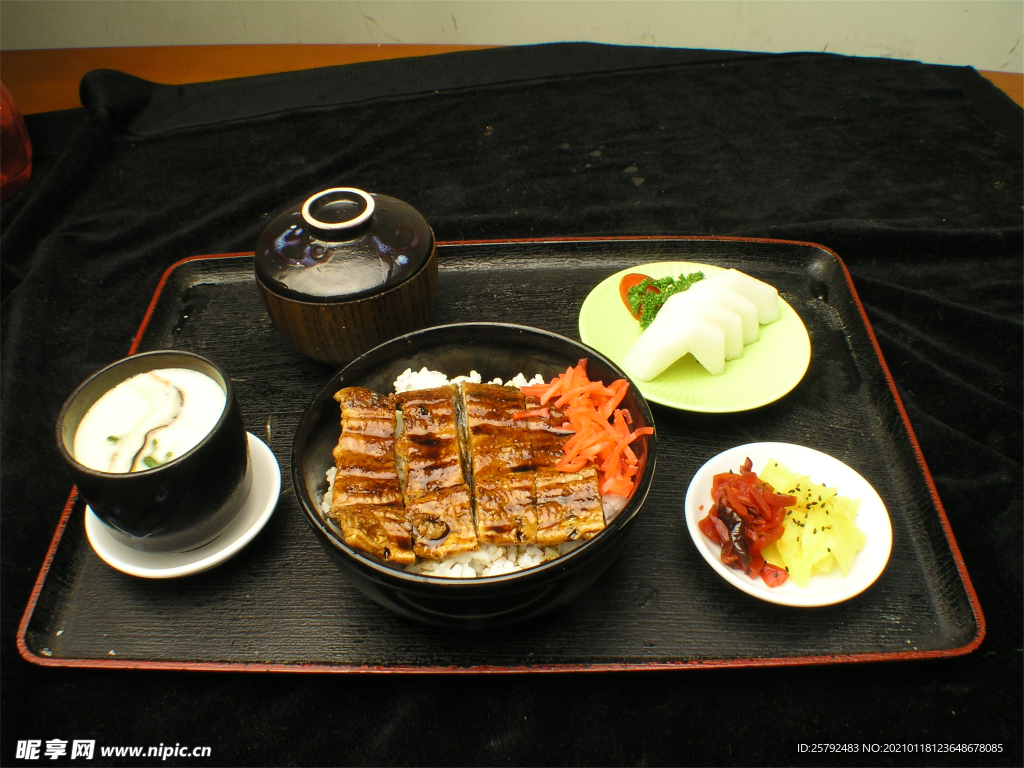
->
[703,269,780,324]
[623,312,726,380]
[682,282,760,344]
[673,300,744,360]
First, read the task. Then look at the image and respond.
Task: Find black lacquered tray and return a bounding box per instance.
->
[18,238,984,672]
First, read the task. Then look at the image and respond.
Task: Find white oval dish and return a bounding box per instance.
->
[85,432,281,578]
[684,442,892,607]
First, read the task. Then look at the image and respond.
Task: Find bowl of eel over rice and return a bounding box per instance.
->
[293,322,658,628]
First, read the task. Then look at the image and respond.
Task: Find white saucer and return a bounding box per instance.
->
[85,432,281,579]
[684,442,892,607]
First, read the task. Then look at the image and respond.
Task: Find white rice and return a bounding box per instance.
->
[322,466,337,515]
[323,368,623,578]
[392,367,545,393]
[404,540,583,578]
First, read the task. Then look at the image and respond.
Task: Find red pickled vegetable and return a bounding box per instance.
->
[519,358,652,497]
[698,457,796,586]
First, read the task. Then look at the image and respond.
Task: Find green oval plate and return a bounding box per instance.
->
[578,261,811,413]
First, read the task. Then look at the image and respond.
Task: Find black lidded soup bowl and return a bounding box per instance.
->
[254,187,438,367]
[292,323,658,629]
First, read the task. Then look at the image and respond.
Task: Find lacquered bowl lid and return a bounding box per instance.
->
[254,188,434,303]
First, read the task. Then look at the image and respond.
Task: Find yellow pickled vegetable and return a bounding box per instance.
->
[758,459,867,588]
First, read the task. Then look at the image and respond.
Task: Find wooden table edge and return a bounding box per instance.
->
[2,44,1020,116]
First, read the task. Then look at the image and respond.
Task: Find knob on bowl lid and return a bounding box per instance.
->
[254,188,434,303]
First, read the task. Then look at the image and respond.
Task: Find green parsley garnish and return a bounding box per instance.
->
[142,456,161,469]
[627,272,705,329]
[106,435,120,443]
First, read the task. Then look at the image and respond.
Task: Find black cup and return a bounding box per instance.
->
[57,351,250,553]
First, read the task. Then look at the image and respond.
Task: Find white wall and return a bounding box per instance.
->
[1,1,1021,73]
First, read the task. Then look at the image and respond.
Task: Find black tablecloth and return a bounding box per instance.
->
[2,44,1021,766]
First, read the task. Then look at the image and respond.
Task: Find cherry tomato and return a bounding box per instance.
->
[618,273,655,320]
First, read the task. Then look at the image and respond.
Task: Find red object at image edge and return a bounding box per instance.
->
[1,82,33,202]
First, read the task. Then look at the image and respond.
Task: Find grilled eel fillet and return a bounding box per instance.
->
[327,383,608,562]
[327,387,415,564]
[459,382,537,545]
[395,386,478,560]
[459,383,605,546]
[523,394,605,546]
